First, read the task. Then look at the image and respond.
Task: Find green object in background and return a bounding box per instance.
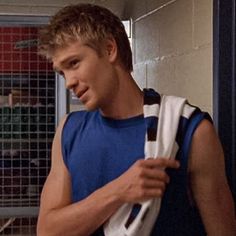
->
[0,105,55,140]
[0,107,2,138]
[2,106,11,139]
[21,107,29,139]
[12,107,21,139]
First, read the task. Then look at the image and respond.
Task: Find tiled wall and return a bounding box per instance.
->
[126,0,213,114]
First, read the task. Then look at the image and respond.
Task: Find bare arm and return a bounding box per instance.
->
[188,119,236,236]
[37,116,180,236]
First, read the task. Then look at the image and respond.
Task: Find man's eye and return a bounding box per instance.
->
[69,59,80,67]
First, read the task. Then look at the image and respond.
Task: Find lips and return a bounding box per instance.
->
[76,88,88,100]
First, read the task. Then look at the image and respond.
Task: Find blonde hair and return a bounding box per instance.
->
[38,3,133,72]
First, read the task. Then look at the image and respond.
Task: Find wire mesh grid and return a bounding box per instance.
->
[0,218,37,235]
[0,26,55,235]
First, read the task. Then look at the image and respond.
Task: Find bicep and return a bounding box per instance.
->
[39,116,71,215]
[189,119,226,187]
[188,119,236,234]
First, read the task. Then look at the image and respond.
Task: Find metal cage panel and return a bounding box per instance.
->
[0,25,55,235]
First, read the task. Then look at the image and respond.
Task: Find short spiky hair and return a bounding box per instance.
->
[38,3,133,72]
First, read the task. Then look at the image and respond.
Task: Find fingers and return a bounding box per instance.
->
[114,158,180,203]
[141,178,166,189]
[142,168,170,183]
[135,179,167,199]
[134,158,179,184]
[141,188,165,199]
[142,158,180,169]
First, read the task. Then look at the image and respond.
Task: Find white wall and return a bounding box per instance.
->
[126,0,213,114]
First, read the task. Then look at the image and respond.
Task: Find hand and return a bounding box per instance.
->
[111,158,180,203]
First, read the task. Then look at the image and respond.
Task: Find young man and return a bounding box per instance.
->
[37,3,236,236]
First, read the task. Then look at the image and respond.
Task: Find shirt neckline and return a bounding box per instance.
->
[98,112,144,128]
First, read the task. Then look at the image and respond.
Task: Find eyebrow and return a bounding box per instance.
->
[53,55,80,72]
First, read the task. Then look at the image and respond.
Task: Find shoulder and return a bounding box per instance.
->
[65,110,98,124]
[191,118,221,158]
[193,118,216,139]
[63,110,89,126]
[62,110,97,133]
[61,110,99,151]
[52,111,95,168]
[54,111,91,151]
[188,117,225,177]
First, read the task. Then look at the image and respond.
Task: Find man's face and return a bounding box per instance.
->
[52,40,118,111]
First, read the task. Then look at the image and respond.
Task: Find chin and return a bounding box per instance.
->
[84,101,98,111]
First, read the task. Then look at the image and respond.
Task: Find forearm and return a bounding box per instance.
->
[204,207,236,236]
[203,190,236,236]
[191,177,236,235]
[37,185,123,236]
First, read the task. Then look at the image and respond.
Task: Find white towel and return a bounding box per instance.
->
[104,90,196,236]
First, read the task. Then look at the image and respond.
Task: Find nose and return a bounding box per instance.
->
[64,71,78,90]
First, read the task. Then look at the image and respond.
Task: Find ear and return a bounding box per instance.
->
[105,37,118,63]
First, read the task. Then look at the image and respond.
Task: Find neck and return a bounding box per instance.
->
[100,72,144,119]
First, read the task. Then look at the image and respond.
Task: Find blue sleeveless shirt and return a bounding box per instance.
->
[62,92,211,236]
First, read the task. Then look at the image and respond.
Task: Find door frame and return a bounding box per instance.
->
[213,0,236,202]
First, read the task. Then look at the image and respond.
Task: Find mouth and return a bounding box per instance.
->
[76,88,89,101]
